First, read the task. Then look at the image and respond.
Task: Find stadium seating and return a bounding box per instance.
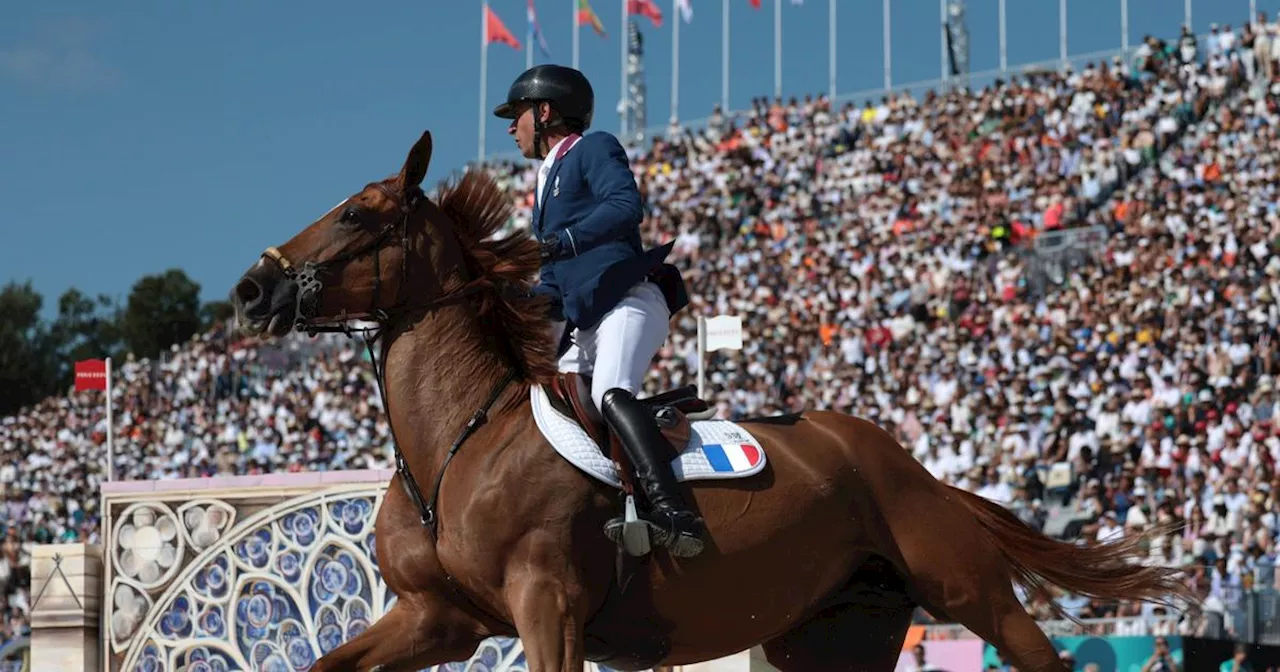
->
[3,23,1274,642]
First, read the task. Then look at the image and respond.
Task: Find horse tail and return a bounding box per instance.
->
[950,485,1196,619]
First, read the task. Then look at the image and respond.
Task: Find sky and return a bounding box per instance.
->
[1,0,1270,315]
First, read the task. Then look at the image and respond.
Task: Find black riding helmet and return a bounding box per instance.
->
[494,64,594,159]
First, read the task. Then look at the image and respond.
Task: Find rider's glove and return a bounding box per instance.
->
[539,237,561,262]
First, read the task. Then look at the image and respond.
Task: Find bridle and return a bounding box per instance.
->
[254,180,517,543]
[259,181,475,332]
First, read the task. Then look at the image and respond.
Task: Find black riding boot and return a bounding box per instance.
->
[600,388,706,558]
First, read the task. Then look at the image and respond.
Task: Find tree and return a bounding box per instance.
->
[0,281,58,415]
[49,288,124,390]
[200,299,235,331]
[121,269,202,360]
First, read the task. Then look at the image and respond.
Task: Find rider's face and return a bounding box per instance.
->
[507,102,547,159]
[508,103,534,158]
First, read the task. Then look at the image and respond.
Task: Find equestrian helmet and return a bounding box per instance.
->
[493,64,594,131]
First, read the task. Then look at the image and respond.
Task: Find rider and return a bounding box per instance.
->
[493,64,705,558]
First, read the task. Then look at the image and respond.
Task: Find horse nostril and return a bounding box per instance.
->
[235,276,264,311]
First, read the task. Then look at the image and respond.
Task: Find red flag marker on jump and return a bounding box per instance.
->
[75,358,114,482]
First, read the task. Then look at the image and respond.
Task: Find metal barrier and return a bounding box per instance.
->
[921,616,1185,641]
[1239,588,1280,646]
[907,586,1280,648]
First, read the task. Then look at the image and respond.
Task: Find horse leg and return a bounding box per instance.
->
[762,557,916,672]
[310,599,483,672]
[885,498,1064,671]
[763,600,914,672]
[506,573,588,672]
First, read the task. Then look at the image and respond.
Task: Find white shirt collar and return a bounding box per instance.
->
[537,135,581,206]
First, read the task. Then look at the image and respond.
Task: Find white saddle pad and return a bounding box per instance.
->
[530,384,767,489]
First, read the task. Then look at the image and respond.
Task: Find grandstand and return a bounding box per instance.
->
[11,13,1280,671]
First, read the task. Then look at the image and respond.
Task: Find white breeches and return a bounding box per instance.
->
[550,281,671,411]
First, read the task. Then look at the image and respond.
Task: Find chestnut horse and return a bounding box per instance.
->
[230,131,1192,672]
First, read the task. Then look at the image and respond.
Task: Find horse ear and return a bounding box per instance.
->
[401,131,433,191]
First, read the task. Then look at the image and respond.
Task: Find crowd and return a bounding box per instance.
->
[4,14,1279,651]
[0,325,395,648]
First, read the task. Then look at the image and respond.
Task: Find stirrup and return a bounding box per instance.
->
[656,513,706,558]
[604,500,705,558]
[604,495,653,557]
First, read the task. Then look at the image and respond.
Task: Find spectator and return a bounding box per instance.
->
[0,20,1263,642]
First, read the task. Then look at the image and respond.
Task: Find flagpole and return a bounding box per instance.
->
[882,0,891,90]
[1120,0,1129,52]
[106,356,114,482]
[572,0,581,69]
[939,0,947,86]
[1184,0,1191,30]
[829,0,836,99]
[672,0,680,124]
[1059,0,1067,69]
[527,29,534,68]
[480,2,488,163]
[620,0,628,140]
[774,0,782,98]
[722,0,729,111]
[696,316,706,400]
[998,0,1007,72]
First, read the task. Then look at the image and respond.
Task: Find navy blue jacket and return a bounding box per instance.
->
[532,131,688,330]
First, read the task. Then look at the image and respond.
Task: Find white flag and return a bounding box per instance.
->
[677,0,693,22]
[703,315,744,351]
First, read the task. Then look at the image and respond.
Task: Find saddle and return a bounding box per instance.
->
[545,373,714,494]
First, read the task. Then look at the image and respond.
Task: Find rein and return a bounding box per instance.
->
[257,182,515,540]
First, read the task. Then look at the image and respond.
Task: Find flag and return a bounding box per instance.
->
[703,315,744,351]
[485,4,522,50]
[627,0,663,26]
[74,359,108,391]
[701,443,763,472]
[577,0,607,36]
[527,0,552,57]
[748,0,761,8]
[676,0,693,22]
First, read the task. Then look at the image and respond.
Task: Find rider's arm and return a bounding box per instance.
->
[529,282,564,321]
[545,133,642,260]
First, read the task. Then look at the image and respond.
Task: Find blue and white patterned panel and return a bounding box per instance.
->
[112,486,639,672]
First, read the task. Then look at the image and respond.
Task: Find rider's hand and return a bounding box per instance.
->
[539,237,560,262]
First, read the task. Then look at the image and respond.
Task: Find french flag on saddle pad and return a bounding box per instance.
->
[701,443,762,473]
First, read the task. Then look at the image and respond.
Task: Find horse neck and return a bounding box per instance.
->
[380,305,514,478]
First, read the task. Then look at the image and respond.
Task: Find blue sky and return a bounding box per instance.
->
[0,0,1267,313]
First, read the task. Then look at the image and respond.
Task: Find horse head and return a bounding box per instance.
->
[230,130,558,381]
[230,131,464,336]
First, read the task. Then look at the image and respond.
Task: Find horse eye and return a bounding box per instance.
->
[340,208,361,225]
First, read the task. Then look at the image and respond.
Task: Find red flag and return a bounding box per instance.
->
[485,5,522,50]
[748,0,761,7]
[627,0,663,26]
[74,359,108,391]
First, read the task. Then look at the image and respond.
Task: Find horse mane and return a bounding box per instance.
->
[433,168,559,385]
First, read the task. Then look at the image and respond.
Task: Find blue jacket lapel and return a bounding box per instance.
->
[536,160,569,233]
[534,135,582,236]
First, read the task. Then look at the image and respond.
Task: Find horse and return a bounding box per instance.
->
[229,130,1194,672]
